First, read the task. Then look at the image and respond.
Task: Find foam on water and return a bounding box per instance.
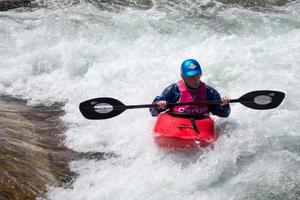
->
[0,0,299,199]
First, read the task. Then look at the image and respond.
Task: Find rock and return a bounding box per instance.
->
[0,0,31,11]
[0,96,116,199]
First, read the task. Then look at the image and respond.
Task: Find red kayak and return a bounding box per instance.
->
[153,113,217,148]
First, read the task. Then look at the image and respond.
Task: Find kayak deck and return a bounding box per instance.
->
[153,113,217,148]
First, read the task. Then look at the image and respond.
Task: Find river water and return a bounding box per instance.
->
[0,0,300,199]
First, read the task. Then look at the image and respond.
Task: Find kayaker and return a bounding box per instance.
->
[150,59,231,117]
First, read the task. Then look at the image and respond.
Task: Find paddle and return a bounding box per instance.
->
[79,90,285,120]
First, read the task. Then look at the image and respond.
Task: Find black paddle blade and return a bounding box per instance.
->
[236,90,285,110]
[79,97,126,119]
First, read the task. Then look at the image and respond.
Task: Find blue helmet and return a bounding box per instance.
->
[181,59,202,78]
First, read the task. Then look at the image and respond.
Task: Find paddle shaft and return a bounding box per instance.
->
[112,97,282,110]
[120,99,228,110]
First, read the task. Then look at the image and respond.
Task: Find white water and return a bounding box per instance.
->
[1,0,300,199]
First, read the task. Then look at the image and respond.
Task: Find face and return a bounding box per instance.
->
[183,74,201,89]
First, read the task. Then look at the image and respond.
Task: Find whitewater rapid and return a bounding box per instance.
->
[0,0,299,199]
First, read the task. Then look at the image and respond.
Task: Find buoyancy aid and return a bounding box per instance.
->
[169,79,209,116]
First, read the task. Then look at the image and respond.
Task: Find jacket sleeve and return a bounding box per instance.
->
[149,83,180,116]
[206,85,231,117]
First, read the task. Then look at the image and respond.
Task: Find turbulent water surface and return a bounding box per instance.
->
[0,0,300,199]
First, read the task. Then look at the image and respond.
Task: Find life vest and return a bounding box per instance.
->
[170,79,209,116]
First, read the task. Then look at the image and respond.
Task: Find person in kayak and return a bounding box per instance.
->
[150,59,231,117]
